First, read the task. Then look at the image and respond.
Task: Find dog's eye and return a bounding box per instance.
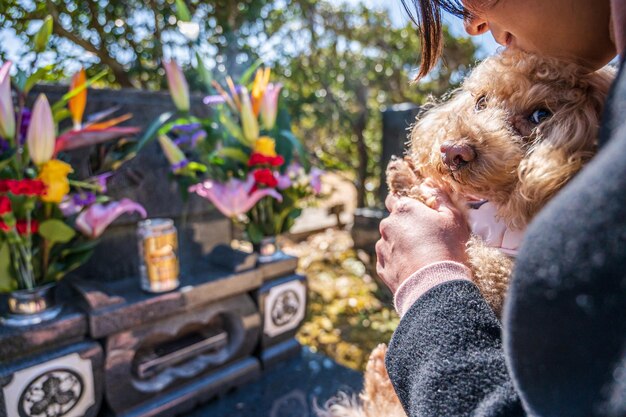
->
[475,95,487,111]
[529,108,552,124]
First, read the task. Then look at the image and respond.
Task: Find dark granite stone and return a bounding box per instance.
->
[70,260,263,338]
[0,282,88,362]
[208,245,258,273]
[103,293,261,415]
[255,274,308,349]
[0,341,104,417]
[107,358,261,417]
[29,85,232,282]
[0,306,87,362]
[379,104,420,203]
[260,338,302,370]
[351,207,387,254]
[258,253,299,282]
[185,348,363,417]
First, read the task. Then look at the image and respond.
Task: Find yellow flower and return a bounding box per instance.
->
[253,136,277,157]
[38,160,74,203]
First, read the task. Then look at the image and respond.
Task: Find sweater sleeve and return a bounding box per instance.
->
[386,280,525,417]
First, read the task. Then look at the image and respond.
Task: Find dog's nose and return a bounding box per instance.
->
[440,141,476,170]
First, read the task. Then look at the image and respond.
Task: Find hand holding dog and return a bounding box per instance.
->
[375,181,470,294]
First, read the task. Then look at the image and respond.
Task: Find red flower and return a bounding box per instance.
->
[0,196,11,215]
[248,152,285,167]
[2,179,47,196]
[253,168,278,188]
[0,219,37,234]
[15,220,38,235]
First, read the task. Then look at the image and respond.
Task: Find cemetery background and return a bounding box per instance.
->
[0,1,481,414]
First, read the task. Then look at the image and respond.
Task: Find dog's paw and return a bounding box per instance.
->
[386,156,419,196]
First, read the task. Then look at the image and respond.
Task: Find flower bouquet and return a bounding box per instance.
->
[0,58,145,321]
[154,61,322,249]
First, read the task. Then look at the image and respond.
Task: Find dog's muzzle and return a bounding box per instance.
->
[440,141,476,171]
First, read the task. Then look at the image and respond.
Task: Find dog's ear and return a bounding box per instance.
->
[502,66,614,228]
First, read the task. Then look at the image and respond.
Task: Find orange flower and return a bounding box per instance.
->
[251,67,271,116]
[69,67,87,130]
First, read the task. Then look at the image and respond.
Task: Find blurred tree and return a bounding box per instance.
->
[0,0,270,88]
[0,0,477,206]
[273,1,477,206]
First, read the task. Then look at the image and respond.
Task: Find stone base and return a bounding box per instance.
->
[185,348,363,417]
[260,338,302,370]
[0,341,103,417]
[110,357,261,417]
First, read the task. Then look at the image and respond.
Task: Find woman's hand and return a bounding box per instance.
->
[375,182,470,294]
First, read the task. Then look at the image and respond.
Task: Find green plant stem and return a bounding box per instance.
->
[6,230,34,290]
[16,93,26,170]
[41,204,53,283]
[24,210,35,288]
[68,180,103,191]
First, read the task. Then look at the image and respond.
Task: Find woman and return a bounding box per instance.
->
[375,0,626,416]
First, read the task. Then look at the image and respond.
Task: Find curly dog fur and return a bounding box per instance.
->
[319,50,614,417]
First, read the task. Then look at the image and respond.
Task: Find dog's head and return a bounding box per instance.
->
[410,50,614,228]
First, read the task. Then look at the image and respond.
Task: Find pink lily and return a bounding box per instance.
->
[75,198,147,238]
[164,60,190,112]
[189,175,282,218]
[0,61,15,141]
[27,94,55,165]
[260,83,282,130]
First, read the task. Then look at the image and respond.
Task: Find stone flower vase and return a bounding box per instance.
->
[2,282,62,326]
[252,236,283,263]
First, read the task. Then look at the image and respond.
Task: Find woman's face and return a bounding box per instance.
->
[463,0,616,70]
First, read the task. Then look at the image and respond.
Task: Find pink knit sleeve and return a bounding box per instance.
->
[393,261,472,317]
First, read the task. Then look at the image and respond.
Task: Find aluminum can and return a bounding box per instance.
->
[138,218,179,293]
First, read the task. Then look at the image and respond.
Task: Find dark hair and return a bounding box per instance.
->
[400,0,495,79]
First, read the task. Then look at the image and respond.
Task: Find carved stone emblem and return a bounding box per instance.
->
[271,290,301,327]
[2,353,95,417]
[19,369,83,417]
[264,280,306,337]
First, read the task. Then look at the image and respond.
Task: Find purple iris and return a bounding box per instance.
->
[18,108,31,145]
[59,192,97,217]
[92,172,113,193]
[170,159,190,172]
[171,123,206,147]
[0,136,7,154]
[73,192,97,206]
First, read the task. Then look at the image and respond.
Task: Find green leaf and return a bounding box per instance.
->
[195,52,213,92]
[175,0,192,22]
[187,162,207,173]
[53,108,71,123]
[0,238,16,292]
[218,110,249,146]
[39,219,76,244]
[0,148,16,171]
[24,65,54,94]
[280,129,309,170]
[217,147,249,164]
[275,132,294,169]
[33,16,53,53]
[239,58,264,86]
[246,222,264,244]
[132,111,175,154]
[60,240,99,257]
[14,69,28,92]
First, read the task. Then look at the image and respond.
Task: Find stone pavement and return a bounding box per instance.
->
[186,347,363,417]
